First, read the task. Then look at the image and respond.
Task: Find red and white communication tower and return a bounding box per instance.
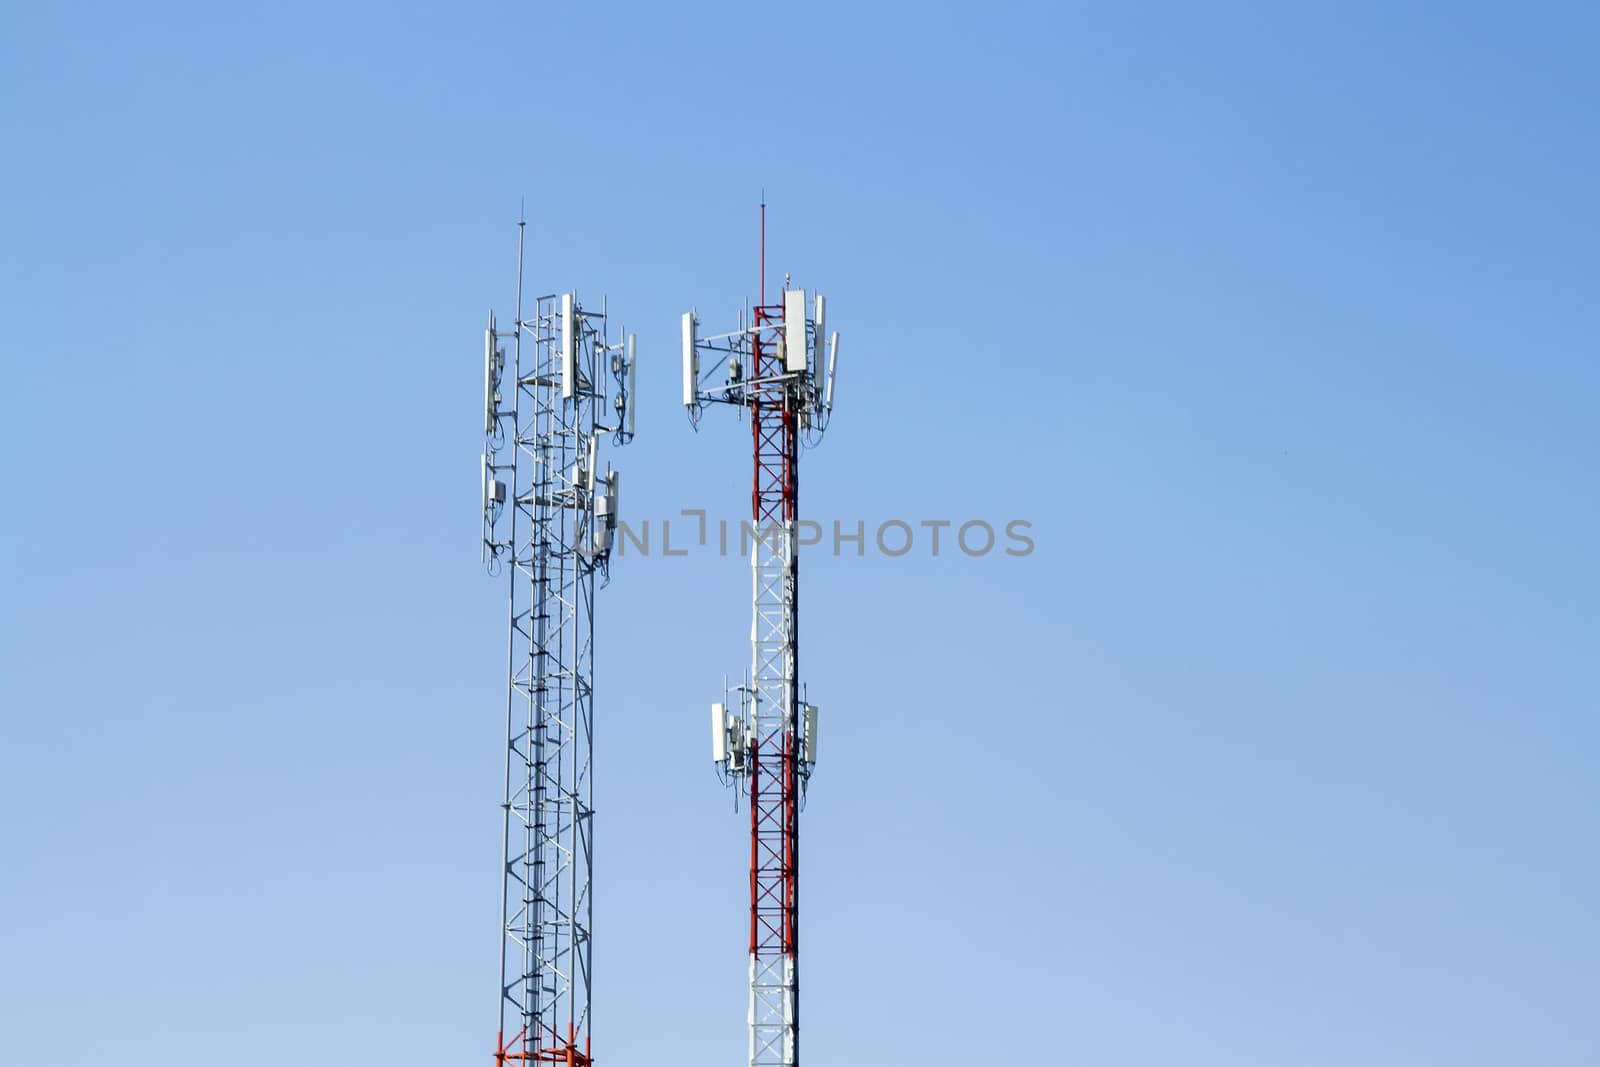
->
[682,206,840,1067]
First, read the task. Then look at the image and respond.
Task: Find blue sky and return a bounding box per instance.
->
[2,2,1597,1064]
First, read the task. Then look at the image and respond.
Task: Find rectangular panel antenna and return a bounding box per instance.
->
[812,294,825,371]
[784,289,807,373]
[711,703,728,762]
[681,312,698,406]
[625,334,637,435]
[824,332,840,412]
[561,293,576,399]
[484,317,498,433]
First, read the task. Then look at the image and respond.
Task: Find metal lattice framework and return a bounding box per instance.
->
[482,223,633,1067]
[686,210,837,1067]
[746,301,801,1067]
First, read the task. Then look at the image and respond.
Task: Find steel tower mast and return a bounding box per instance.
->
[683,207,841,1067]
[481,222,636,1067]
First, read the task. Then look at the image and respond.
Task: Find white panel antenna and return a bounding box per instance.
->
[802,704,818,764]
[711,703,728,763]
[483,451,506,507]
[812,294,826,372]
[484,313,499,433]
[570,432,597,497]
[561,293,576,399]
[593,470,616,555]
[784,289,807,373]
[681,312,698,407]
[823,331,840,413]
[625,334,637,436]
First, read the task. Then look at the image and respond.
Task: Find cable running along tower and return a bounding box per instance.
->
[480,222,636,1067]
[683,206,840,1067]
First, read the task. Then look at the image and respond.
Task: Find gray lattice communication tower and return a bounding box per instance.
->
[480,221,636,1067]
